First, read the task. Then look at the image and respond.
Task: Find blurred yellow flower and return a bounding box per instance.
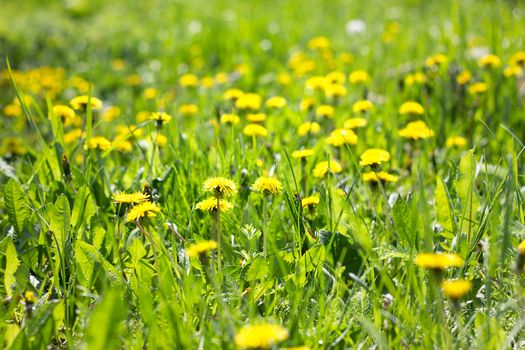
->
[202,177,237,198]
[425,54,448,67]
[291,149,314,159]
[316,105,335,118]
[359,149,391,166]
[179,104,199,116]
[399,120,435,140]
[362,171,399,183]
[84,136,111,151]
[344,117,368,129]
[509,51,525,66]
[70,95,102,111]
[51,105,76,124]
[456,71,472,85]
[265,96,287,109]
[301,195,320,209]
[126,201,161,222]
[113,192,149,204]
[299,98,316,112]
[246,113,267,123]
[479,54,501,68]
[143,88,158,99]
[243,124,268,137]
[220,113,241,125]
[503,65,523,77]
[195,197,233,212]
[325,129,358,147]
[446,136,467,148]
[224,88,244,101]
[326,71,346,84]
[251,176,283,195]
[298,122,321,136]
[313,160,342,178]
[150,112,172,126]
[415,252,464,270]
[186,240,218,258]
[307,36,330,50]
[236,93,262,110]
[441,279,472,300]
[352,100,374,113]
[235,323,289,349]
[399,101,424,115]
[349,70,370,84]
[468,82,488,95]
[179,74,199,87]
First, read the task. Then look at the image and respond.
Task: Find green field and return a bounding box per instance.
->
[1,0,525,349]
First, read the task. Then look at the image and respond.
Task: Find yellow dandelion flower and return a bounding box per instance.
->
[326,71,346,84]
[510,51,525,66]
[277,72,291,85]
[243,124,268,137]
[84,137,112,151]
[441,279,472,300]
[1,138,27,156]
[156,134,168,148]
[298,122,321,136]
[503,65,523,78]
[113,139,133,153]
[186,240,218,258]
[405,72,426,86]
[251,176,283,195]
[69,95,102,111]
[246,113,267,123]
[305,76,328,91]
[220,113,241,125]
[126,201,161,223]
[179,104,199,116]
[359,149,391,166]
[200,76,215,88]
[299,98,316,112]
[307,36,330,50]
[325,129,358,147]
[143,88,158,99]
[3,103,22,117]
[101,106,121,122]
[456,71,472,85]
[399,101,424,115]
[316,105,335,119]
[362,171,399,183]
[51,105,76,124]
[236,93,262,110]
[235,323,289,349]
[265,96,287,109]
[352,100,374,113]
[223,88,244,101]
[313,160,343,178]
[446,136,467,148]
[324,84,347,98]
[343,117,368,129]
[425,54,448,68]
[399,120,435,140]
[113,192,149,204]
[291,149,314,159]
[195,197,233,212]
[202,177,237,198]
[302,196,320,209]
[468,82,488,95]
[179,74,199,87]
[349,70,370,84]
[478,54,501,68]
[64,129,85,144]
[519,240,525,255]
[215,72,229,85]
[414,252,464,270]
[150,112,172,125]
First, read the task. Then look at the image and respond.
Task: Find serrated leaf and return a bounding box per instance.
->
[392,197,413,248]
[47,194,71,251]
[3,179,29,235]
[435,176,456,237]
[2,237,20,297]
[75,241,122,287]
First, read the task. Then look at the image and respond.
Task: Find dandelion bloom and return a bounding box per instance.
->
[195,197,233,212]
[519,240,525,255]
[70,95,102,111]
[478,54,501,68]
[359,149,391,166]
[325,129,357,147]
[446,136,467,148]
[398,101,424,115]
[156,134,168,147]
[468,82,488,95]
[186,240,218,258]
[51,105,75,124]
[324,84,347,98]
[305,76,327,91]
[112,192,149,204]
[312,160,343,178]
[299,97,316,112]
[326,71,346,84]
[362,171,399,183]
[503,65,523,78]
[243,124,268,137]
[349,70,370,84]
[298,122,321,136]
[200,76,214,88]
[126,201,161,222]
[456,71,472,85]
[425,54,448,68]
[64,129,85,144]
[315,105,335,119]
[179,104,199,116]
[291,149,314,159]
[441,279,472,300]
[352,100,374,113]
[246,113,267,123]
[179,73,199,87]
[220,113,240,125]
[235,323,289,349]
[101,106,122,122]
[265,96,287,109]
[223,88,244,101]
[84,136,112,151]
[414,252,464,270]
[202,177,237,198]
[301,195,320,209]
[307,36,330,50]
[251,176,283,195]
[509,51,525,66]
[344,118,368,129]
[236,93,262,110]
[405,72,426,86]
[150,112,172,125]
[399,120,435,140]
[143,88,157,99]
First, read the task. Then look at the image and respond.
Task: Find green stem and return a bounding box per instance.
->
[263,195,268,258]
[216,196,222,273]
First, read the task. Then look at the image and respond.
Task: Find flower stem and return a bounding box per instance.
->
[263,194,268,258]
[216,196,222,273]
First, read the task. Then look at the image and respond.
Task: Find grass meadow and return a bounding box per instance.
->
[1,0,525,348]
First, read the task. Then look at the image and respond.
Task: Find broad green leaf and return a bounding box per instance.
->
[392,197,413,248]
[455,150,480,239]
[75,241,122,287]
[2,237,20,297]
[84,289,128,350]
[47,194,71,251]
[246,257,268,281]
[71,185,98,232]
[128,238,147,268]
[3,179,29,235]
[435,176,456,238]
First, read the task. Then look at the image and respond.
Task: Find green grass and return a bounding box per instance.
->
[1,0,525,348]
